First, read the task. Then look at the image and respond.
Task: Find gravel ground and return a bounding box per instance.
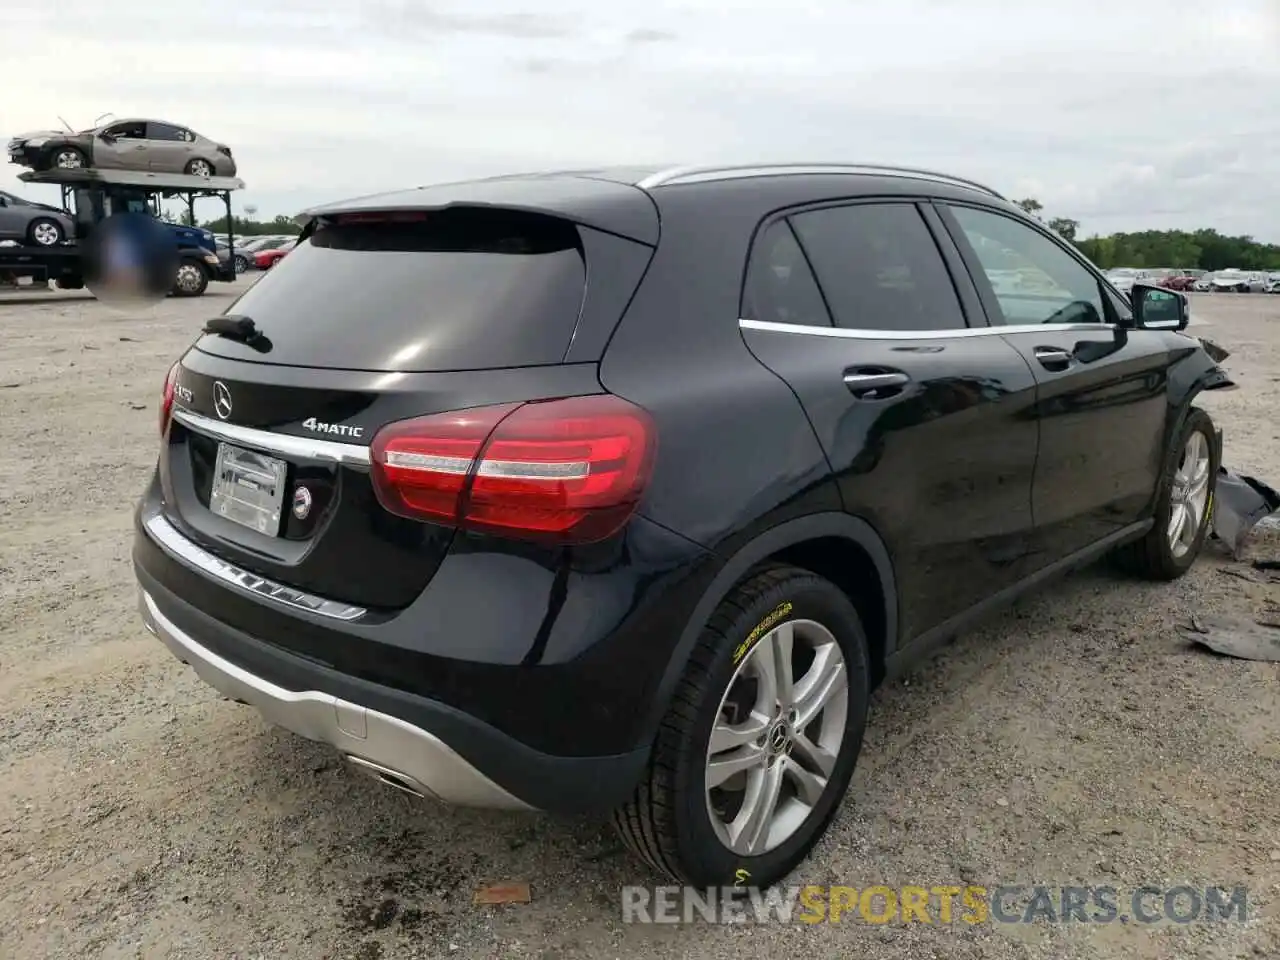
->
[1,282,1277,960]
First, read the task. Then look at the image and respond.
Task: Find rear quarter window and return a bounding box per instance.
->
[202,208,588,372]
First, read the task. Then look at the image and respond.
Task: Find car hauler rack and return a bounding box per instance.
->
[0,243,83,288]
[1,167,247,297]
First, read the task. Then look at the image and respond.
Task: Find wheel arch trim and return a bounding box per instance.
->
[641,512,898,742]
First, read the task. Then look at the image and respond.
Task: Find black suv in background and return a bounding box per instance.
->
[134,163,1228,888]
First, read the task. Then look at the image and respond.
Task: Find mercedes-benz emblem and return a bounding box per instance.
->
[212,381,233,420]
[292,486,313,520]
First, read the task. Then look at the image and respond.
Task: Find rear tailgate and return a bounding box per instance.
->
[158,200,656,611]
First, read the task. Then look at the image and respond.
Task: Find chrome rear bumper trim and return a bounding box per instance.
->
[172,408,371,466]
[139,588,534,811]
[144,513,367,622]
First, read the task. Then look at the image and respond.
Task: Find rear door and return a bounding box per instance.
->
[160,205,654,611]
[937,202,1174,565]
[144,122,193,172]
[738,200,1041,644]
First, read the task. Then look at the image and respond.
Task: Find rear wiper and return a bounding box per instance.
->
[203,314,271,353]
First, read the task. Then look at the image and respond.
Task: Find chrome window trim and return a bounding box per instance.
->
[739,318,1116,340]
[144,513,367,622]
[172,408,371,466]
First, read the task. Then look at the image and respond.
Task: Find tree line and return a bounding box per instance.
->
[197,214,302,237]
[174,200,1280,271]
[1013,198,1279,272]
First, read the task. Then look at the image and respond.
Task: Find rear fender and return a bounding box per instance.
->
[639,512,898,743]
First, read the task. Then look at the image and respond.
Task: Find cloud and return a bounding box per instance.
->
[3,0,1277,240]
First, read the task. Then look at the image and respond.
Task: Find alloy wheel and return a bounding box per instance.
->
[704,619,848,856]
[55,150,83,169]
[32,222,61,246]
[1168,430,1211,558]
[189,160,213,177]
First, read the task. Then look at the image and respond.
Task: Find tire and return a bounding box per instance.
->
[171,259,209,297]
[1112,407,1218,580]
[185,159,214,177]
[47,147,87,171]
[27,218,64,247]
[233,254,249,274]
[614,564,870,888]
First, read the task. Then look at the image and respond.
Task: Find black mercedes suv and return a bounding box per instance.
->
[134,163,1229,888]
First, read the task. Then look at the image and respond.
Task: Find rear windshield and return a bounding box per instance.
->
[201,208,587,372]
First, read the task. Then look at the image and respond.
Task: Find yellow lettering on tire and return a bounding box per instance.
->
[732,601,793,664]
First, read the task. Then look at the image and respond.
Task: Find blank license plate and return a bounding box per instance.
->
[210,443,288,536]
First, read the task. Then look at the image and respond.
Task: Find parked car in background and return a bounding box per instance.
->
[8,119,237,177]
[1160,272,1199,291]
[1105,267,1144,294]
[1210,269,1253,293]
[0,189,76,246]
[253,238,296,270]
[231,236,291,273]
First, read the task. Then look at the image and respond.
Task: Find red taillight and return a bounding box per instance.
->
[160,362,178,435]
[369,395,657,545]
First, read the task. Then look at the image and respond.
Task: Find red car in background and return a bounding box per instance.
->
[1159,272,1199,291]
[253,238,296,270]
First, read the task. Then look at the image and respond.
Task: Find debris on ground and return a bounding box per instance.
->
[1180,614,1280,662]
[1212,468,1280,559]
[1198,336,1233,364]
[472,883,532,905]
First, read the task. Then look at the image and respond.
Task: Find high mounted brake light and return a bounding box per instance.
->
[332,211,431,225]
[369,395,657,545]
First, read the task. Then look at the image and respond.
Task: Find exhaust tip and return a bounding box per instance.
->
[344,755,431,800]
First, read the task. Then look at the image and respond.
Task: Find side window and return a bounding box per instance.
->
[787,203,968,332]
[105,121,146,139]
[147,122,185,142]
[948,205,1106,326]
[741,220,832,328]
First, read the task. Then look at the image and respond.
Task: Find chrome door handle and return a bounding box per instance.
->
[843,371,910,399]
[1033,346,1073,370]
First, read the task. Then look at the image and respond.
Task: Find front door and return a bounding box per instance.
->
[738,201,1041,645]
[937,202,1175,566]
[95,121,149,170]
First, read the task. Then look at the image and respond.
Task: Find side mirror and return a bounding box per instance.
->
[1131,283,1188,331]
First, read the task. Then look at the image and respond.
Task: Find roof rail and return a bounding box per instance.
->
[635,162,1004,199]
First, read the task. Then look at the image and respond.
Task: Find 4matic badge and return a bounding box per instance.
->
[301,417,364,439]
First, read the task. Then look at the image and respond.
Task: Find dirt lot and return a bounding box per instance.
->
[1,283,1277,960]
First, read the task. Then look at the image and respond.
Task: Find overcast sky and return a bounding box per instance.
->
[7,0,1279,238]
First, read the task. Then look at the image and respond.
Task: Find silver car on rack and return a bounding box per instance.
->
[8,118,237,178]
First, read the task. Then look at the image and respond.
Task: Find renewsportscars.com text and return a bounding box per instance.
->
[621,884,1249,925]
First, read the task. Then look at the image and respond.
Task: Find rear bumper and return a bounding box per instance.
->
[135,562,655,814]
[139,586,531,809]
[130,488,710,814]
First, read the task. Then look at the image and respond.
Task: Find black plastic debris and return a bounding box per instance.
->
[1198,336,1231,364]
[1211,468,1280,559]
[1180,614,1280,662]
